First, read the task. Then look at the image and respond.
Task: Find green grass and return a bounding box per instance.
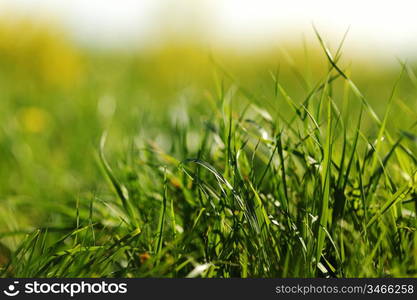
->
[0,33,417,277]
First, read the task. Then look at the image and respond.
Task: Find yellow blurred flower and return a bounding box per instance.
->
[18,107,49,133]
[0,14,83,89]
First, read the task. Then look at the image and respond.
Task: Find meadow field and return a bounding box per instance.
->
[0,19,416,278]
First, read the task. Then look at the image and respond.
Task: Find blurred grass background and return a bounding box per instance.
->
[0,14,415,255]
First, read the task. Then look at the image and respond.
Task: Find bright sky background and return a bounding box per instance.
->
[2,0,417,59]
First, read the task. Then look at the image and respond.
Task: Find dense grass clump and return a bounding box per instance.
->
[1,34,417,278]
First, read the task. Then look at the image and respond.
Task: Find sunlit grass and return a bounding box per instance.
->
[0,19,416,277]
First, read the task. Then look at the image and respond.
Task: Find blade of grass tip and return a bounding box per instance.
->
[370,66,405,175]
[256,140,278,189]
[314,69,331,131]
[276,82,301,117]
[316,93,333,266]
[312,25,381,126]
[302,34,312,89]
[365,184,413,230]
[170,182,177,241]
[301,73,341,114]
[270,65,280,99]
[155,168,168,264]
[334,69,352,189]
[359,229,386,277]
[385,65,417,176]
[276,133,290,214]
[356,153,368,234]
[211,66,224,104]
[280,47,309,91]
[403,61,417,86]
[334,26,350,62]
[312,24,346,79]
[99,132,140,229]
[359,131,395,197]
[12,230,41,275]
[26,231,42,274]
[89,194,96,246]
[300,103,321,134]
[334,105,363,222]
[74,197,80,246]
[39,228,48,256]
[226,103,233,177]
[248,181,271,230]
[210,55,261,106]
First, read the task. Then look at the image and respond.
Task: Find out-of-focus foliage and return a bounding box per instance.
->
[0,17,83,89]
